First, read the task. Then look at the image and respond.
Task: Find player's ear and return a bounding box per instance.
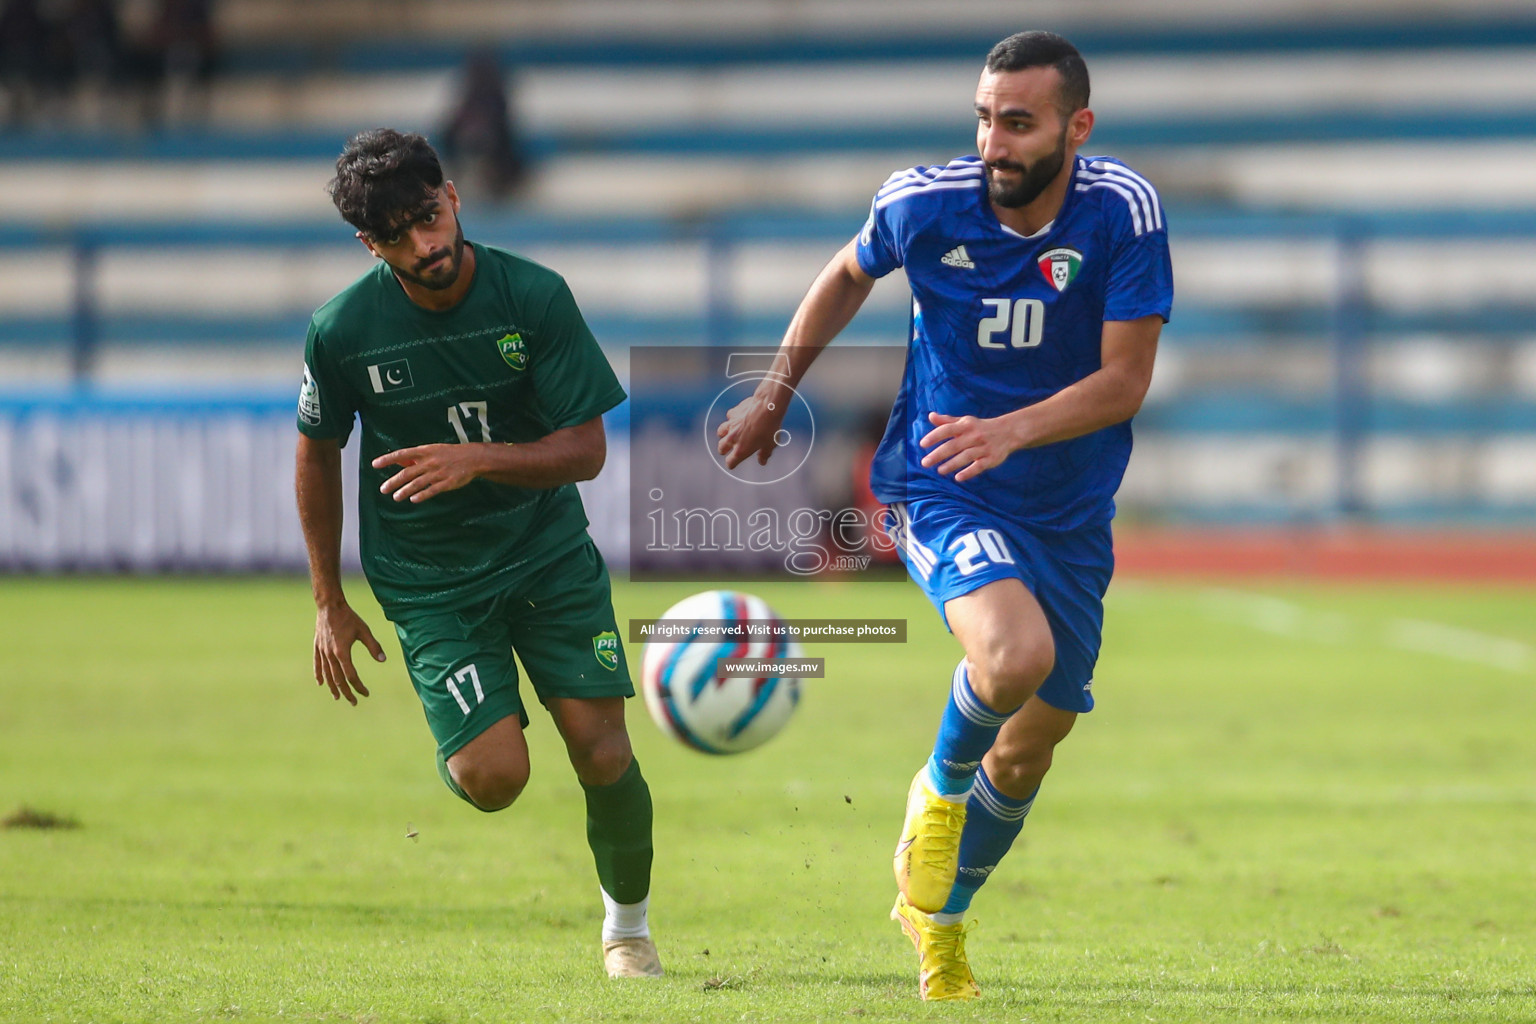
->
[1068,107,1094,148]
[443,180,460,214]
[356,231,382,259]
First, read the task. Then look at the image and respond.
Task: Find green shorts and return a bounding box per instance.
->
[389,538,633,759]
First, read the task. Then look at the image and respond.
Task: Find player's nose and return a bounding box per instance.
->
[407,225,436,259]
[978,123,1007,162]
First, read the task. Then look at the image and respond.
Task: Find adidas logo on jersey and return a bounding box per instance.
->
[940,245,975,270]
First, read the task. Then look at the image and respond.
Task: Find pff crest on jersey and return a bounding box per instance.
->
[497,332,528,371]
[1037,247,1082,293]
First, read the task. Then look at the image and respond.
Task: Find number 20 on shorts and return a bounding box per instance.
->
[951,529,1015,576]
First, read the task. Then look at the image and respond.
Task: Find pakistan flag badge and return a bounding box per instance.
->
[1037,247,1083,293]
[593,630,620,671]
[497,332,528,371]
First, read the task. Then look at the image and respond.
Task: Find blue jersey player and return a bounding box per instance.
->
[717,31,1172,1001]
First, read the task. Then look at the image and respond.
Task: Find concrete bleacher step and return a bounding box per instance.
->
[14,47,1536,155]
[213,1,1536,64]
[193,50,1536,132]
[7,137,1536,224]
[8,28,1536,222]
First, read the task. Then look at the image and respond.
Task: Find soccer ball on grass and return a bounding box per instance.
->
[640,590,803,754]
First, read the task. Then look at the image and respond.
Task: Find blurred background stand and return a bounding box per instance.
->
[2,0,1536,573]
[0,0,71,125]
[152,0,216,124]
[0,0,218,129]
[439,47,528,203]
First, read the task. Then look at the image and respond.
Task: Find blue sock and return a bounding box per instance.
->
[924,660,1018,798]
[941,766,1037,915]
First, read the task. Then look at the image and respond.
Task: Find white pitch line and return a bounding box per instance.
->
[1194,587,1533,674]
[1383,618,1533,674]
[1198,587,1353,644]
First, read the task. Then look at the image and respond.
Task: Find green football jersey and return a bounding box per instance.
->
[297,242,626,613]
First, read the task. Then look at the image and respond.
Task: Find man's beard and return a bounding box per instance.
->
[986,127,1069,209]
[395,220,466,291]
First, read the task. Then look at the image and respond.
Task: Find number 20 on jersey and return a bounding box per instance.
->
[977,297,1045,350]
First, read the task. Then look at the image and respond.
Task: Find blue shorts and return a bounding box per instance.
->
[888,497,1113,713]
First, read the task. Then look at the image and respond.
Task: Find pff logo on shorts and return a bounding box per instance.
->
[593,631,620,671]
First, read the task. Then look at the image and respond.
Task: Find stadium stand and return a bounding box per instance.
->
[3,0,1536,569]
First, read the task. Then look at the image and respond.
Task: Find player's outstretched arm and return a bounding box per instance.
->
[372,414,607,502]
[296,434,385,705]
[717,239,875,469]
[921,315,1162,482]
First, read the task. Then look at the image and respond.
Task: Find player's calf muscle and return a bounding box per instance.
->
[986,700,1077,798]
[984,740,1055,796]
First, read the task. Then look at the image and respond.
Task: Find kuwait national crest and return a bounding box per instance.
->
[593,631,620,671]
[497,332,528,371]
[1037,247,1083,292]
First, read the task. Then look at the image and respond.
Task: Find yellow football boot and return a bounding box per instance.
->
[891,892,980,1001]
[893,769,967,913]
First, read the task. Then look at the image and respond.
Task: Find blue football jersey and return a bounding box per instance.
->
[856,154,1174,530]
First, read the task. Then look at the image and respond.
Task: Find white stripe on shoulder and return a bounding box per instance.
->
[877,162,985,198]
[1093,166,1163,231]
[875,177,983,211]
[877,167,982,198]
[878,157,982,182]
[1079,171,1155,234]
[1087,158,1161,203]
[1083,160,1164,230]
[1075,180,1146,236]
[878,167,933,192]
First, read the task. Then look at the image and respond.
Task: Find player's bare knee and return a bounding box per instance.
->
[453,760,529,811]
[569,732,633,788]
[967,636,1054,707]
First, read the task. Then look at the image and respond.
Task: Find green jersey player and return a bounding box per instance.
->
[294,129,661,979]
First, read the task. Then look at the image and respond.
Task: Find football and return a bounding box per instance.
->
[640,590,803,754]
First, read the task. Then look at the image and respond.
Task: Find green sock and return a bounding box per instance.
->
[436,748,492,812]
[583,756,653,905]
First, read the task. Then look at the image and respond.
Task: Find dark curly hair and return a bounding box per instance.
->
[985,31,1090,117]
[327,129,445,239]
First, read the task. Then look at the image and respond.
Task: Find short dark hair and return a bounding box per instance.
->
[327,128,445,238]
[985,31,1090,115]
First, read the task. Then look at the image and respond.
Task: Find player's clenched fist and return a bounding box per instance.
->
[919,411,1021,482]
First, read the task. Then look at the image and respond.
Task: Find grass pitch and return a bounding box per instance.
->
[2,574,1534,1023]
